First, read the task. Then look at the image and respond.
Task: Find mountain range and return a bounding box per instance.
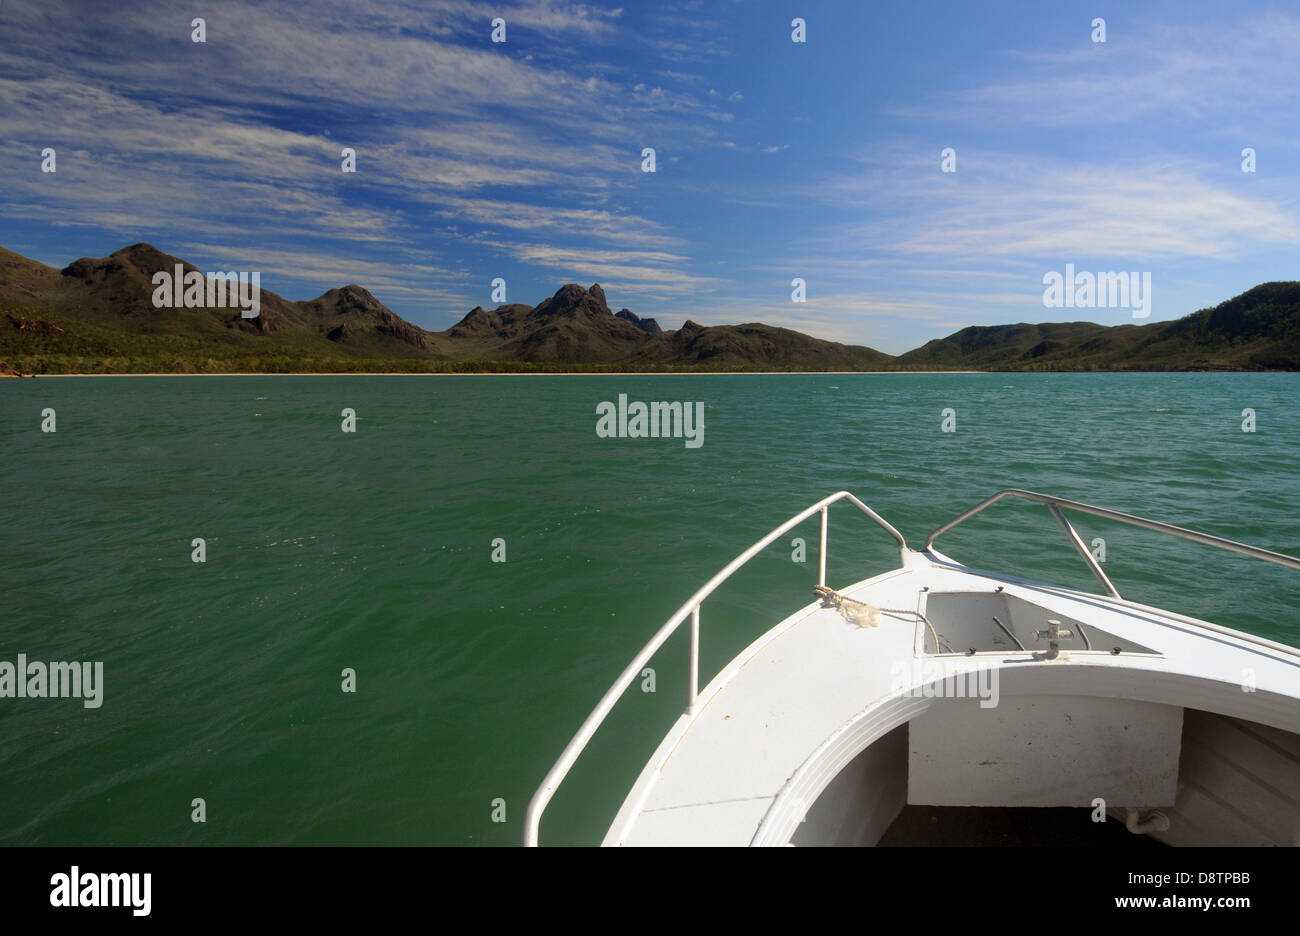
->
[1,243,1297,374]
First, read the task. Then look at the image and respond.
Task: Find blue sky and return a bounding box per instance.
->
[2,0,1297,353]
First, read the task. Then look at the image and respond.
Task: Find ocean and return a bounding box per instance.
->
[2,373,1297,845]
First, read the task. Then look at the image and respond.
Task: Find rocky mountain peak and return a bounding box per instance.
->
[616,308,662,334]
[61,243,190,284]
[532,283,612,320]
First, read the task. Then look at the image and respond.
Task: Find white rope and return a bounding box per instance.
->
[813,585,943,653]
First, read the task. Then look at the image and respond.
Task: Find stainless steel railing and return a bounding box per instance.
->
[522,491,908,846]
[923,488,1300,599]
[524,488,1300,846]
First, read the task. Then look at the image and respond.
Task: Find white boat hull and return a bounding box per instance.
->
[604,556,1300,846]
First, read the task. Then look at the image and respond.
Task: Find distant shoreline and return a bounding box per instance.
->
[29,370,991,377]
[16,368,1287,377]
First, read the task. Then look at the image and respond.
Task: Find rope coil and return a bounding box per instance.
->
[813,585,943,653]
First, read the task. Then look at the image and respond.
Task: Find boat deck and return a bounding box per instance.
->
[607,568,920,845]
[604,559,1300,846]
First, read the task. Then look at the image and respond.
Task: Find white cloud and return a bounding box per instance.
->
[895,14,1300,136]
[436,197,676,247]
[824,147,1300,263]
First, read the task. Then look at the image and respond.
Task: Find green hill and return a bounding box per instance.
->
[1,243,1296,373]
[0,244,896,373]
[895,282,1300,371]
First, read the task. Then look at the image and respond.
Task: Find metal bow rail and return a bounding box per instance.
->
[923,488,1300,599]
[522,491,908,847]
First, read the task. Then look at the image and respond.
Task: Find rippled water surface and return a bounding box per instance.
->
[2,373,1297,844]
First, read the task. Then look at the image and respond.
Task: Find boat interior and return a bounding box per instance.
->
[792,707,1300,847]
[921,589,1157,655]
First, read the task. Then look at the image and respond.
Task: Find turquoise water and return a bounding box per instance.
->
[2,373,1297,845]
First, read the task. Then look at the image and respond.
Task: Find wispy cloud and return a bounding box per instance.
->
[828,149,1300,263]
[1,0,1296,354]
[479,240,726,297]
[894,14,1300,136]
